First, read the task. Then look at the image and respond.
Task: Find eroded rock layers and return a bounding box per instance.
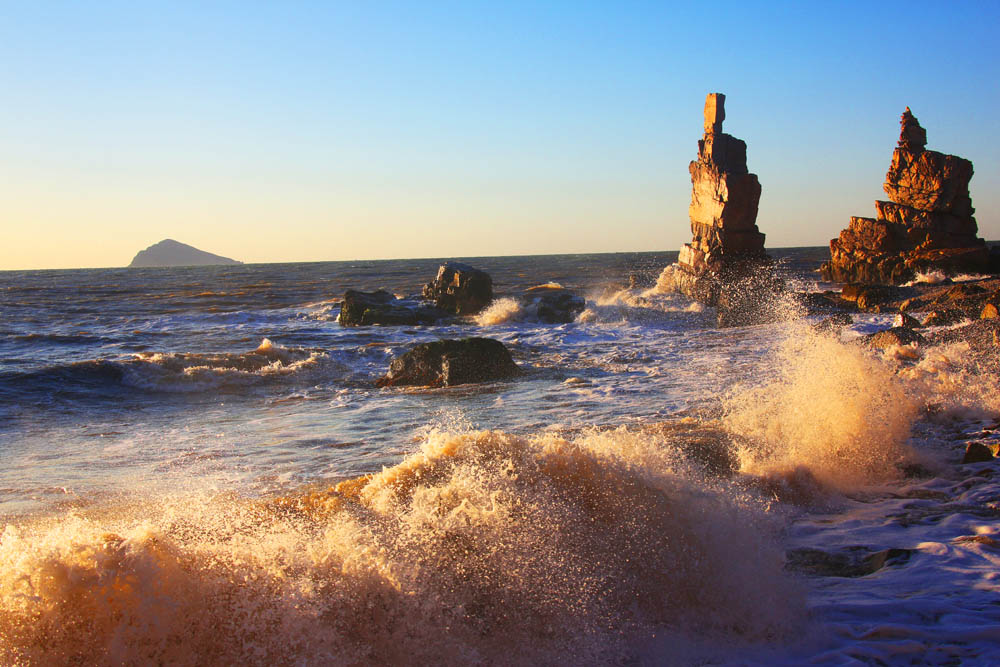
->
[821,108,988,284]
[662,94,779,326]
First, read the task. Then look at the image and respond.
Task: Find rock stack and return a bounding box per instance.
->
[821,108,988,284]
[660,93,780,326]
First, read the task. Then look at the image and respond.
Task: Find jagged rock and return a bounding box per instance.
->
[660,93,780,327]
[863,327,925,349]
[821,108,988,284]
[962,442,995,464]
[339,290,442,327]
[422,263,493,315]
[375,338,521,388]
[520,285,586,324]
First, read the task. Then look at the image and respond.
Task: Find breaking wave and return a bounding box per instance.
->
[725,324,919,492]
[0,428,802,664]
[0,339,340,396]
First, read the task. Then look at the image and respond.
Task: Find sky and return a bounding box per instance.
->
[1,1,998,269]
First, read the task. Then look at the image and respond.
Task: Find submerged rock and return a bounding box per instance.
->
[660,93,780,327]
[423,263,493,315]
[375,337,521,388]
[338,290,442,327]
[821,108,988,284]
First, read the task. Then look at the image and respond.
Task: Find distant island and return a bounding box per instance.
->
[129,239,242,268]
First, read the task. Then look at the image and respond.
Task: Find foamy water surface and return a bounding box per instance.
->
[3,248,999,664]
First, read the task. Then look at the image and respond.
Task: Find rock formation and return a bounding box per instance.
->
[129,239,241,267]
[821,108,988,284]
[423,262,493,315]
[375,338,521,388]
[338,290,443,326]
[659,93,780,326]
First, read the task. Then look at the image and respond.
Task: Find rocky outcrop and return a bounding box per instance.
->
[129,239,241,267]
[821,109,988,284]
[375,338,521,388]
[520,285,586,324]
[338,290,442,326]
[423,263,493,315]
[659,93,780,326]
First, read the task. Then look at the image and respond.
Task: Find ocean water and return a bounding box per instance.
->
[2,248,999,664]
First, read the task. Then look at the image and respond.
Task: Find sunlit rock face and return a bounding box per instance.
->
[821,108,988,284]
[663,93,779,326]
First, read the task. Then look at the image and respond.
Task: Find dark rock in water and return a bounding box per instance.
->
[786,546,913,578]
[659,93,782,327]
[821,108,988,284]
[521,285,586,324]
[863,327,926,349]
[962,442,995,464]
[129,239,241,267]
[423,262,493,315]
[813,312,854,333]
[894,313,922,329]
[339,290,443,327]
[376,337,521,388]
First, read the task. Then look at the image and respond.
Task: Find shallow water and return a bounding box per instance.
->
[2,247,999,664]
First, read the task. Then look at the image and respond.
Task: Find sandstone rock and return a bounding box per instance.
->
[375,338,521,388]
[661,93,779,326]
[339,290,442,327]
[422,262,493,315]
[863,327,925,349]
[520,285,586,324]
[982,297,1000,319]
[821,108,988,284]
[962,442,994,464]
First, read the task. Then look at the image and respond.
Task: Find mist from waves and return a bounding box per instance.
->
[0,427,802,665]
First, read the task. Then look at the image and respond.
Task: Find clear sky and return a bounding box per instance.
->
[2,1,998,269]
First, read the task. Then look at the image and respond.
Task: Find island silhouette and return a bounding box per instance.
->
[129,239,242,267]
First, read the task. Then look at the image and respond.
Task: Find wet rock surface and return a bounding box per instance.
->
[375,337,521,388]
[338,290,444,327]
[520,285,586,324]
[422,262,493,315]
[822,108,989,284]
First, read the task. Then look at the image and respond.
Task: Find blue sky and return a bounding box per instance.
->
[1,1,998,268]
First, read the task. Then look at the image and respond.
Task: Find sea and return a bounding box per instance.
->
[2,248,999,665]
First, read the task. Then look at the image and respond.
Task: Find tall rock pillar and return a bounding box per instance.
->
[660,93,779,325]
